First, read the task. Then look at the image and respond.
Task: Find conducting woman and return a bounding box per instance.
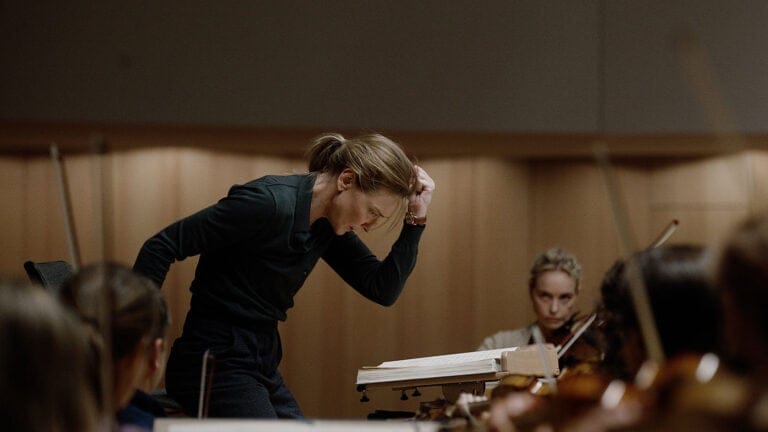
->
[133,133,435,418]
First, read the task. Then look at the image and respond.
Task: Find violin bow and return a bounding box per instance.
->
[674,30,757,215]
[89,135,113,261]
[594,144,666,363]
[50,144,81,270]
[556,312,598,360]
[647,219,679,249]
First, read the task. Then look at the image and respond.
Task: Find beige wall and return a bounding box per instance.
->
[1,143,764,418]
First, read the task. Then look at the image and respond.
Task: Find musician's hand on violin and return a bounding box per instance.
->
[408,165,434,219]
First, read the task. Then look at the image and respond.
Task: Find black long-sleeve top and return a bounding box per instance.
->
[133,174,424,324]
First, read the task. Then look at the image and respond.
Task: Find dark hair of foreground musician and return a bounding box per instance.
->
[598,244,722,380]
[719,213,768,373]
[133,133,435,418]
[0,280,100,432]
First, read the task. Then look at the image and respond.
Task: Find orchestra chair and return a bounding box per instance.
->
[23,260,74,295]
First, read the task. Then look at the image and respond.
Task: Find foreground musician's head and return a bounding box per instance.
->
[477,247,582,350]
[719,213,768,371]
[599,244,721,380]
[0,280,99,432]
[61,263,170,419]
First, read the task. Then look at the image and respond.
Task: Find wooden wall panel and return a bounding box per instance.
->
[404,159,475,357]
[22,158,70,265]
[468,158,530,349]
[528,161,651,315]
[650,208,750,248]
[648,153,755,249]
[64,154,102,266]
[1,153,102,277]
[748,150,768,214]
[109,148,185,338]
[650,154,751,207]
[0,157,25,276]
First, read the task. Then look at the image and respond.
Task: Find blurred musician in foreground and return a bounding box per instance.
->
[598,244,722,380]
[478,247,583,350]
[0,280,99,432]
[719,213,768,375]
[61,263,170,432]
[704,213,768,430]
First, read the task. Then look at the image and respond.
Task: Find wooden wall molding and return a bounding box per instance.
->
[2,121,768,159]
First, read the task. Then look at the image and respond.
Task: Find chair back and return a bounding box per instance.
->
[23,260,74,295]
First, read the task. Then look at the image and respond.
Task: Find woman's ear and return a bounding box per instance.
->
[336,169,356,191]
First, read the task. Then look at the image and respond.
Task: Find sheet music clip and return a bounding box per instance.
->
[357,384,370,402]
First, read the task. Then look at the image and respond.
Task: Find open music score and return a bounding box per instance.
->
[356,345,559,389]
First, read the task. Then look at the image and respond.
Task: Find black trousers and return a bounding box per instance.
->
[165,311,304,418]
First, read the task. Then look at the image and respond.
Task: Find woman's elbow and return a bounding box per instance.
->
[375,288,404,307]
[378,296,398,307]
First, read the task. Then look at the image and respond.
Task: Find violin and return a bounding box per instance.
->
[636,352,765,431]
[554,312,604,369]
[487,353,768,432]
[488,312,606,405]
[486,371,644,431]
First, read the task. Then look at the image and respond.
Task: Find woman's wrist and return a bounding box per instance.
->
[405,210,427,226]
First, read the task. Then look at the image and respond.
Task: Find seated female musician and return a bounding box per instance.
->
[487,244,724,432]
[477,247,584,351]
[0,280,99,432]
[61,263,170,432]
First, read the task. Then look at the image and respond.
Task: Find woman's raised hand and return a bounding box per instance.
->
[408,165,435,218]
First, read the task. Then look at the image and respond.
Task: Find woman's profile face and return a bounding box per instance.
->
[328,171,401,235]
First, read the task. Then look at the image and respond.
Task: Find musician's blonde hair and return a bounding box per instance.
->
[528,247,582,293]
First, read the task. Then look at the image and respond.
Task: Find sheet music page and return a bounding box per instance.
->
[374,347,518,368]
